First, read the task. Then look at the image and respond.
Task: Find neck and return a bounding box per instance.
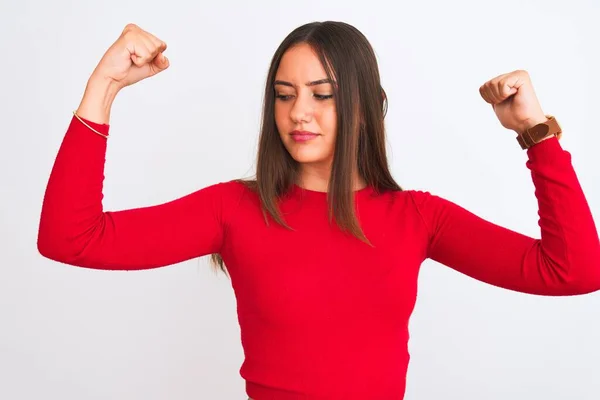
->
[297,162,366,193]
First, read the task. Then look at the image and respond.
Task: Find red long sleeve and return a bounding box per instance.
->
[38,115,600,399]
[37,115,244,270]
[409,137,600,296]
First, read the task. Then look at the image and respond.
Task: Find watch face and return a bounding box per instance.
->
[532,123,550,139]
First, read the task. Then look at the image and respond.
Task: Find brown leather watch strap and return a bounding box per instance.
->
[516,115,562,149]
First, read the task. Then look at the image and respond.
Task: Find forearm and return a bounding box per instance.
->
[526,138,600,290]
[37,111,110,262]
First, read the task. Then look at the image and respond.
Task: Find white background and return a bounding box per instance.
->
[1,0,599,399]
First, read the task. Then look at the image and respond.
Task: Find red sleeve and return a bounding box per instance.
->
[409,137,600,296]
[37,115,240,270]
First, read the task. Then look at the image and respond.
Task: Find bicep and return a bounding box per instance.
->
[40,183,228,270]
[412,191,568,295]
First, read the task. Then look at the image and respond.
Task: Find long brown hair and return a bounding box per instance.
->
[210,21,402,274]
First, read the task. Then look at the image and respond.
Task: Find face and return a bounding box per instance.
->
[274,43,337,167]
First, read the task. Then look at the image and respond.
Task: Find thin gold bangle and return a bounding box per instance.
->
[72,110,109,139]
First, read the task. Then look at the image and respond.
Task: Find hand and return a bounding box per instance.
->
[479,69,548,135]
[91,23,170,91]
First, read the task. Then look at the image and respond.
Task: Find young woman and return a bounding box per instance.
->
[37,21,600,399]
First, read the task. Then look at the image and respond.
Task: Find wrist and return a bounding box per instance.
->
[515,114,562,150]
[517,114,548,136]
[76,76,121,124]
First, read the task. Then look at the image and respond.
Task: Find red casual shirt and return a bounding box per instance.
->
[38,115,600,399]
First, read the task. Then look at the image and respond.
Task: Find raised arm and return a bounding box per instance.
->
[410,70,600,296]
[37,24,237,270]
[411,137,600,296]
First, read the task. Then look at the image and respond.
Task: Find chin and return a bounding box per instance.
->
[287,149,331,165]
[292,156,326,164]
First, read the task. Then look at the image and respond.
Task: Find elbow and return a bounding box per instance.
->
[575,248,600,294]
[580,263,600,294]
[36,208,96,266]
[567,238,600,294]
[37,236,91,268]
[559,259,600,296]
[541,241,600,295]
[37,224,53,260]
[37,213,113,270]
[37,224,82,266]
[37,213,67,263]
[37,230,69,264]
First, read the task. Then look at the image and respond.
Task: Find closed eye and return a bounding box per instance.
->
[275,94,333,101]
[275,94,294,101]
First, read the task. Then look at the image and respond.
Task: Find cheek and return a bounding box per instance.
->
[317,105,337,138]
[274,103,291,135]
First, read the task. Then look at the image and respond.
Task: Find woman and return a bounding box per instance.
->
[37,21,600,399]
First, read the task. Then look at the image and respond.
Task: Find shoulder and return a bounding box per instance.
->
[395,188,469,231]
[362,188,439,223]
[212,179,264,212]
[388,187,450,205]
[206,179,258,205]
[403,189,434,206]
[378,187,435,207]
[384,188,450,223]
[200,178,254,195]
[212,179,254,194]
[187,179,257,229]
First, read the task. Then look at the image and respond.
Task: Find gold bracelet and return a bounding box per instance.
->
[72,110,109,139]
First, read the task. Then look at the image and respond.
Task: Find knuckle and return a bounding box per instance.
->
[151,37,167,52]
[123,23,138,33]
[148,43,159,54]
[122,30,137,43]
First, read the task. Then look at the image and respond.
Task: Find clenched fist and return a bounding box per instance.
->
[76,24,170,124]
[92,23,170,90]
[479,69,547,135]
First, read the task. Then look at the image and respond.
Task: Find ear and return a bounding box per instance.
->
[381,86,388,117]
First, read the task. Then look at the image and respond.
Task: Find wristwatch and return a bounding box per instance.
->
[516,115,562,150]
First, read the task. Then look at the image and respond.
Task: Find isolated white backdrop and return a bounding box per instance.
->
[1,0,599,399]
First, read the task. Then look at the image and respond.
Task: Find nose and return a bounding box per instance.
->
[289,93,313,124]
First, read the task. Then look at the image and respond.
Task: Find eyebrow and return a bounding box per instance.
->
[274,78,333,87]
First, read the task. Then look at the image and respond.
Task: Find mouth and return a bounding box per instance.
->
[290,130,320,142]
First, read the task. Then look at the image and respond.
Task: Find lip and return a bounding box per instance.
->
[290,130,320,142]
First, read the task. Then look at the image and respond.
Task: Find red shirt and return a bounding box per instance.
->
[38,115,600,399]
